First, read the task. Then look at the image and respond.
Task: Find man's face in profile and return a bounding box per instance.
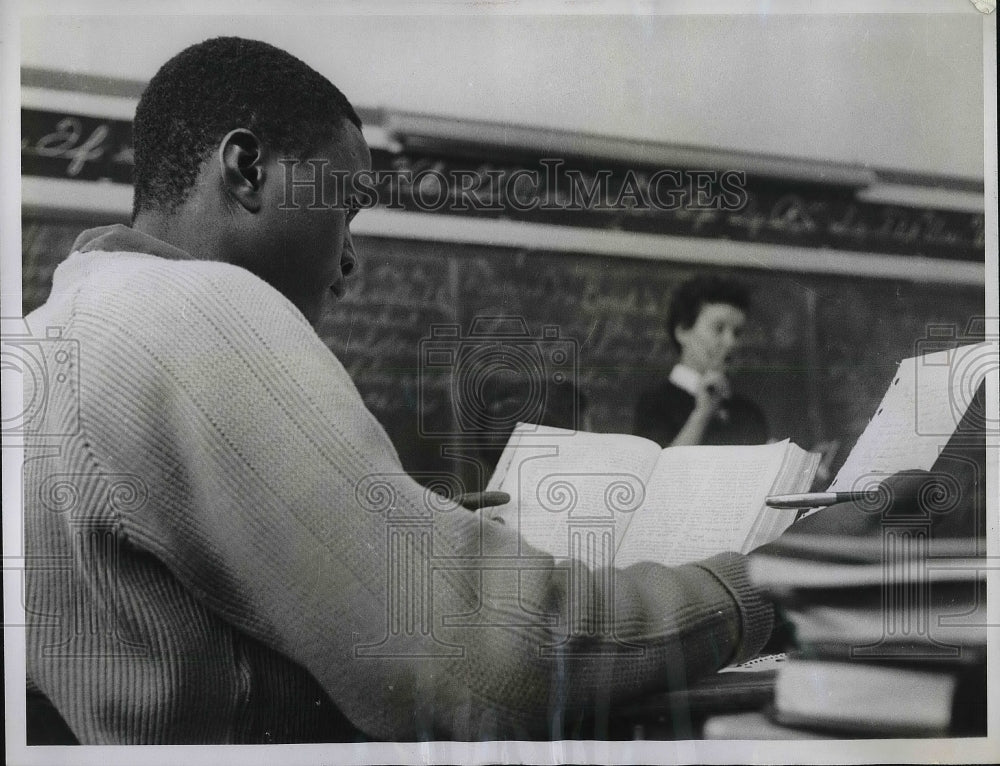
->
[254,119,373,325]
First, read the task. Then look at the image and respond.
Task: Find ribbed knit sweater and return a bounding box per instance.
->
[24,224,773,743]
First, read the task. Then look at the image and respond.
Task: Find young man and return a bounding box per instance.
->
[635,275,768,447]
[23,38,775,744]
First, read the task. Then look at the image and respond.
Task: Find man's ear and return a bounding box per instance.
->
[219,129,265,213]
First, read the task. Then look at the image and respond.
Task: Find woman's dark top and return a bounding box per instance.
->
[634,378,768,447]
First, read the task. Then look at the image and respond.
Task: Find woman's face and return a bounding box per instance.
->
[675,302,746,374]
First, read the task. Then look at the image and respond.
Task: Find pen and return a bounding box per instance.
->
[765,491,872,509]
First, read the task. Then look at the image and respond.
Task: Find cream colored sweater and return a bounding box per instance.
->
[24,225,772,743]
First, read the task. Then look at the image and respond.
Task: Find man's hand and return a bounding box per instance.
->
[792,471,915,536]
[754,468,981,561]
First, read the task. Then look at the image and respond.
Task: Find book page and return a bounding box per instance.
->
[749,554,988,593]
[485,424,664,559]
[743,446,820,549]
[829,342,993,491]
[719,652,790,673]
[775,662,957,734]
[614,441,790,568]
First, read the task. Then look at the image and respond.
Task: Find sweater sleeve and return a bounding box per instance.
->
[80,259,772,740]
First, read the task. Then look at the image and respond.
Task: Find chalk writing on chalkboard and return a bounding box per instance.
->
[22,107,984,261]
[21,110,133,184]
[367,150,984,260]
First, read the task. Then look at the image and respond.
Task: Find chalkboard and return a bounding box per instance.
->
[21,106,985,261]
[21,109,133,184]
[21,218,984,492]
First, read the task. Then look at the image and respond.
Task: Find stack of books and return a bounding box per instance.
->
[702,534,986,739]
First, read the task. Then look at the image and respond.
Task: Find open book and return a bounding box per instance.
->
[484,426,819,568]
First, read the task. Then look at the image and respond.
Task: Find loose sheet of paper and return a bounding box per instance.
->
[829,342,993,491]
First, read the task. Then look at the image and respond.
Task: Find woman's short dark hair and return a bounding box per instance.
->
[666,275,751,351]
[131,36,362,220]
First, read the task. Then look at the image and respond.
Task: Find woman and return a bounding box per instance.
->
[634,275,768,446]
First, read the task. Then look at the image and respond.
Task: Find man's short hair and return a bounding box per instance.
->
[132,36,362,219]
[666,275,751,351]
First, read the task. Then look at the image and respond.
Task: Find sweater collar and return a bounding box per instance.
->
[71,224,195,262]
